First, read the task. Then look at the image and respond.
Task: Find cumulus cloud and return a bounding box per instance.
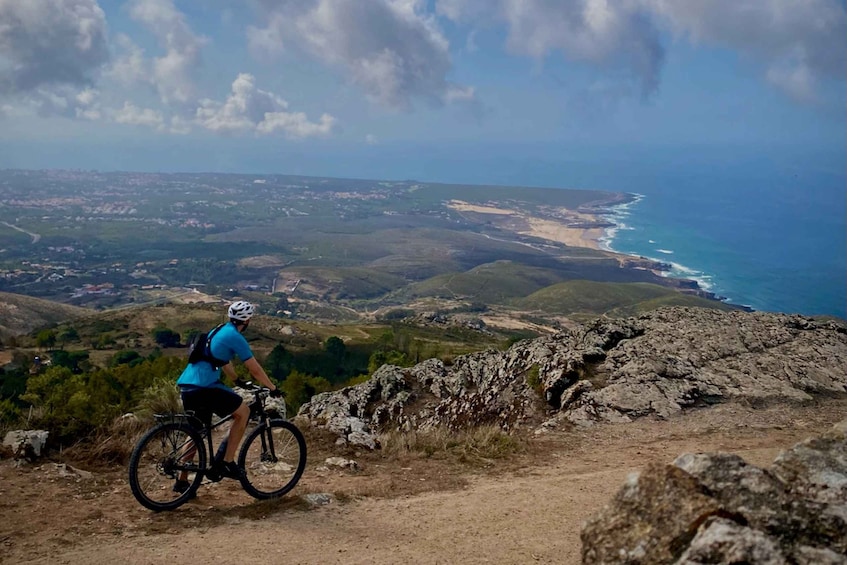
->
[437,0,846,101]
[248,0,474,110]
[112,101,164,128]
[106,34,150,88]
[437,0,664,97]
[645,0,846,101]
[0,0,109,93]
[128,0,206,105]
[196,73,335,137]
[74,87,101,120]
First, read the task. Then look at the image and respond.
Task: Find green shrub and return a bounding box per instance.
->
[281,370,331,415]
[0,398,21,426]
[525,364,542,393]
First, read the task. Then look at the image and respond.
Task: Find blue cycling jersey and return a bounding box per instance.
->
[176,322,254,389]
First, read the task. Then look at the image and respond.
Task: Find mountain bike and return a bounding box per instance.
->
[128,382,307,512]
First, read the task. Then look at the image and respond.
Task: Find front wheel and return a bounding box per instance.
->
[238,419,306,499]
[128,422,206,511]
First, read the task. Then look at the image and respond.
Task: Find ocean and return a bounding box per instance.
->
[595,160,846,318]
[343,141,846,318]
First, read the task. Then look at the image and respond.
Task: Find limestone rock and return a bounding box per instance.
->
[296,307,847,446]
[581,420,847,563]
[675,517,788,565]
[3,430,49,460]
[325,457,358,470]
[581,464,723,565]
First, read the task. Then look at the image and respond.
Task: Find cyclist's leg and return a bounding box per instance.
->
[224,402,249,462]
[200,387,248,479]
[190,387,246,471]
[177,389,213,483]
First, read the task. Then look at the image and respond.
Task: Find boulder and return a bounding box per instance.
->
[3,430,49,460]
[581,419,847,563]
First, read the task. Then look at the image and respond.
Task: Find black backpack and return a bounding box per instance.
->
[187,324,228,369]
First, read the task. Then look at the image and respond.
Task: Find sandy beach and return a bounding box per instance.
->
[446,200,605,250]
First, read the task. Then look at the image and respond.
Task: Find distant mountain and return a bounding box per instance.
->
[0,291,91,338]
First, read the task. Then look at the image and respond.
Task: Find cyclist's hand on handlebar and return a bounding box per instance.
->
[269,388,283,398]
[234,378,249,389]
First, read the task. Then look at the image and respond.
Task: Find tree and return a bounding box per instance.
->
[280,370,331,415]
[265,344,294,381]
[51,350,90,373]
[324,336,346,361]
[367,350,410,374]
[110,350,144,368]
[35,329,57,350]
[57,326,79,348]
[152,327,181,348]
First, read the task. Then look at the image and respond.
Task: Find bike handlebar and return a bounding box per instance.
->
[235,379,266,392]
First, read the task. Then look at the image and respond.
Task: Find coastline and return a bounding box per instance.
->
[446,199,610,251]
[446,195,733,306]
[595,194,749,309]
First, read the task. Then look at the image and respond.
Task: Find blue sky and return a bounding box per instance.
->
[0,0,844,187]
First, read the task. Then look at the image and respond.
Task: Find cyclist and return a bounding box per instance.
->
[173,300,281,494]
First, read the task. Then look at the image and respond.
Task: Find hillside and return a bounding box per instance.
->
[0,291,91,339]
[516,280,736,319]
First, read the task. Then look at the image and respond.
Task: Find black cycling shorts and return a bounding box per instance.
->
[180,386,243,427]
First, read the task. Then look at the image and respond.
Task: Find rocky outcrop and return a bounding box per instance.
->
[581,420,847,564]
[2,430,49,460]
[298,308,847,448]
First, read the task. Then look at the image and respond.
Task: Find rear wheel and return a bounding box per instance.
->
[238,419,306,499]
[128,422,206,511]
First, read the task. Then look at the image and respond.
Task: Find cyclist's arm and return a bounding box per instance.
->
[243,357,278,392]
[221,362,238,383]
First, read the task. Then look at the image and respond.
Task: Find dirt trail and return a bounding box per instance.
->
[2,399,845,565]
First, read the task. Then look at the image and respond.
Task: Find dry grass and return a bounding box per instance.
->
[378,424,525,466]
[133,377,183,422]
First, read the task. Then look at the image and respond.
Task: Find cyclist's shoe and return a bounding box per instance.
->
[172,479,197,499]
[219,460,245,480]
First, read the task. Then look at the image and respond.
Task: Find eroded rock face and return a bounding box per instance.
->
[581,421,847,564]
[297,308,847,448]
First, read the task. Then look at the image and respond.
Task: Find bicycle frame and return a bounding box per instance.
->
[154,387,270,478]
[130,385,305,510]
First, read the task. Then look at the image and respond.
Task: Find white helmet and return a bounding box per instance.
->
[228,300,255,321]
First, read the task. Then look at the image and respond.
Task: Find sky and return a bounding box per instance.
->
[0,0,845,186]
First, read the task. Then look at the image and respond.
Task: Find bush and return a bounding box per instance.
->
[18,356,186,444]
[281,370,331,415]
[152,327,181,348]
[0,398,21,426]
[110,350,144,368]
[378,308,414,321]
[133,377,183,424]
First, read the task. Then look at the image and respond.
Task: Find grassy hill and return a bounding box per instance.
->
[397,261,567,303]
[515,280,737,318]
[0,291,92,339]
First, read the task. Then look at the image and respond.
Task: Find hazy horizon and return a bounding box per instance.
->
[1,1,844,183]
